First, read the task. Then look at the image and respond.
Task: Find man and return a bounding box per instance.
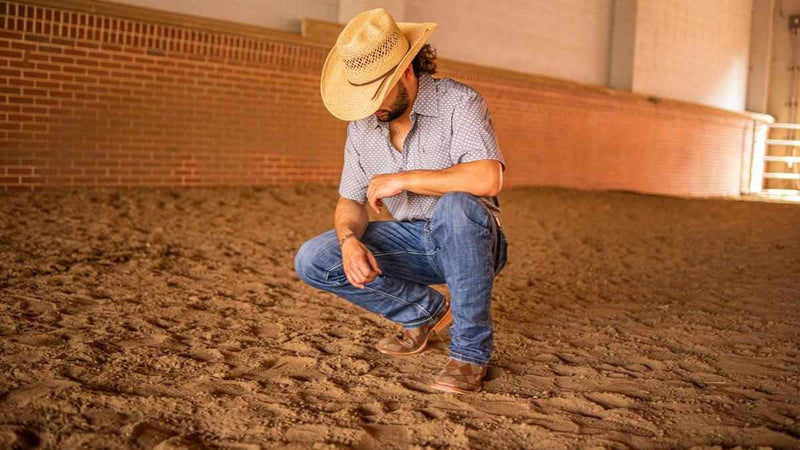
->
[294,8,508,394]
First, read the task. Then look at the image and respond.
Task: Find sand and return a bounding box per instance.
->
[0,184,798,449]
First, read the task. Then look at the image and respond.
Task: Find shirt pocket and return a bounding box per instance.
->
[360,146,402,179]
[409,123,452,171]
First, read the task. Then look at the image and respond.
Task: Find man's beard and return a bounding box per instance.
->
[376,81,410,122]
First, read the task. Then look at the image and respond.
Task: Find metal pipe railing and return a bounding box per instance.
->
[749,122,800,197]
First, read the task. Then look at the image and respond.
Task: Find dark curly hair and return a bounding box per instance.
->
[412,44,438,77]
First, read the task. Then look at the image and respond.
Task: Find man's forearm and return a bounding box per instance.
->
[334,197,369,245]
[400,160,502,197]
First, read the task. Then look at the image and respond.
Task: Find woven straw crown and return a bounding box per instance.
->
[336,10,410,86]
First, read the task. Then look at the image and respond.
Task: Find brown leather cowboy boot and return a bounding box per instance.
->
[429,358,489,394]
[374,297,452,356]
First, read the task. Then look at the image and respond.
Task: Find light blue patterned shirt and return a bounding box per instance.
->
[338,72,506,223]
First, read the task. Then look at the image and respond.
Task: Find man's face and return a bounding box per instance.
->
[374,79,410,122]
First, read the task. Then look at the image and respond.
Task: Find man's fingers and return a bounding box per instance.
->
[367,252,382,275]
[343,267,356,287]
[344,264,364,289]
[362,268,378,284]
[368,195,380,214]
[366,187,380,214]
[356,258,377,280]
[342,246,380,289]
[347,261,368,284]
[344,259,365,283]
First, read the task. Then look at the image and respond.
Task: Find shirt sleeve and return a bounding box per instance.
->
[450,90,506,172]
[338,123,369,203]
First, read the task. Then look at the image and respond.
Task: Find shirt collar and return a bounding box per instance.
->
[372,72,439,129]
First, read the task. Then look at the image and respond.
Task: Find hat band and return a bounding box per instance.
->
[347,63,399,101]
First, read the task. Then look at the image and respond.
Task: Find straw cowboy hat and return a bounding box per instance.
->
[320,8,437,121]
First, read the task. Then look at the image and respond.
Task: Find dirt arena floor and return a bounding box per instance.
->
[0,185,798,449]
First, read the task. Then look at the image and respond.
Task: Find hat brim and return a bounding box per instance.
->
[320,22,437,122]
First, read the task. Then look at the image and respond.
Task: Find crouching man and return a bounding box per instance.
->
[295,8,509,394]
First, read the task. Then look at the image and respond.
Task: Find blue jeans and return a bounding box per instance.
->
[294,191,508,366]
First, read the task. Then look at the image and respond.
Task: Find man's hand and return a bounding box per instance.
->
[341,237,383,289]
[366,173,406,215]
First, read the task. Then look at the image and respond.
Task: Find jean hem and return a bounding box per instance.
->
[404,293,447,329]
[449,351,489,366]
[361,284,436,324]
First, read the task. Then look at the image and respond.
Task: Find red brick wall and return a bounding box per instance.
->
[0,0,760,197]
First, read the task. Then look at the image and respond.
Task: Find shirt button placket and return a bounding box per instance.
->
[403,115,419,169]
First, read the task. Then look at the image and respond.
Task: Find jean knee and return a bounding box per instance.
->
[294,236,330,284]
[433,191,490,228]
[294,239,314,284]
[438,191,472,207]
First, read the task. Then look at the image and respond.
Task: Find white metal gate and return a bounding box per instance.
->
[749,122,800,199]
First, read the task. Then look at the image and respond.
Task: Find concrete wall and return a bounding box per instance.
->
[767,0,800,122]
[632,0,753,111]
[401,0,613,87]
[103,0,756,113]
[0,0,762,198]
[104,0,339,33]
[747,0,774,113]
[608,0,637,91]
[338,0,405,25]
[108,0,614,87]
